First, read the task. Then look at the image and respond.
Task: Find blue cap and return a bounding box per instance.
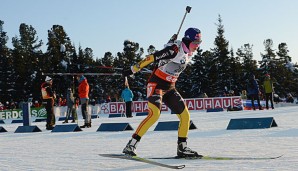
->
[184,28,201,42]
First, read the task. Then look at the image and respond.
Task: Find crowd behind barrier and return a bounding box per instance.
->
[0,96,297,120]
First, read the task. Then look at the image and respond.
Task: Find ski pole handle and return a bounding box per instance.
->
[177,6,192,36]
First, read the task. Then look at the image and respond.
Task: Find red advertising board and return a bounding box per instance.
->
[102,96,241,114]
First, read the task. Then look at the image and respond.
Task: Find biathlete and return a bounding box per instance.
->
[122,27,203,158]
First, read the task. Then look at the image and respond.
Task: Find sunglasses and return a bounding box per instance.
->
[192,38,202,45]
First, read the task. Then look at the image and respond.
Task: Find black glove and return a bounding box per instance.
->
[122,69,133,77]
[168,34,177,43]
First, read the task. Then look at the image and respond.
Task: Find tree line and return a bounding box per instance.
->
[0,15,297,104]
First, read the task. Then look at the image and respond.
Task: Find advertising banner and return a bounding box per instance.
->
[0,107,47,120]
[102,96,242,114]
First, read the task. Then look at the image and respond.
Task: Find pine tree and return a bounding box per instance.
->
[117,40,145,100]
[188,48,210,97]
[229,48,243,95]
[236,44,258,93]
[44,25,75,98]
[209,15,231,96]
[258,39,277,77]
[275,43,298,96]
[11,23,43,100]
[0,20,14,102]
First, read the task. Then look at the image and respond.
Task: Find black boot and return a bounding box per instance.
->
[177,141,203,158]
[46,125,55,130]
[80,123,91,128]
[122,138,139,156]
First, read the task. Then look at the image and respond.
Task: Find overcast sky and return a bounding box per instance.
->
[2,0,298,63]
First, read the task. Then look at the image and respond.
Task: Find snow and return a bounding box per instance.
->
[1,106,298,171]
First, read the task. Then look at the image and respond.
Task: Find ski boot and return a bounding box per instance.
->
[80,123,91,128]
[177,141,203,158]
[122,138,138,156]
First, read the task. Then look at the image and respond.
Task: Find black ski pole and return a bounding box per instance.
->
[177,6,192,37]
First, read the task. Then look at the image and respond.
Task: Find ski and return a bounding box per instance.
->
[99,154,185,169]
[149,155,283,160]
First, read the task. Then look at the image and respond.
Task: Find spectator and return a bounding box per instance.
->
[18,99,25,109]
[273,94,281,103]
[247,74,263,110]
[41,76,56,130]
[286,93,294,103]
[5,101,10,109]
[240,90,247,100]
[10,101,16,110]
[90,99,96,106]
[57,97,63,106]
[106,96,111,103]
[111,94,118,102]
[121,85,134,118]
[76,75,91,128]
[75,97,80,108]
[98,97,105,104]
[263,74,275,109]
[228,90,235,96]
[61,98,67,106]
[34,101,40,108]
[0,102,5,110]
[63,88,78,123]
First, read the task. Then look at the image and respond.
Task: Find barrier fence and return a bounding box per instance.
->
[1,96,295,120]
[1,96,241,120]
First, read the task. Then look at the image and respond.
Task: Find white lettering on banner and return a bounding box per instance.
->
[204,99,213,109]
[6,111,12,119]
[195,99,204,110]
[32,110,37,117]
[118,104,125,113]
[104,97,241,114]
[143,102,149,111]
[110,104,117,113]
[0,112,5,119]
[186,100,195,110]
[232,98,241,105]
[222,98,231,108]
[12,111,19,118]
[134,102,142,112]
[214,98,222,108]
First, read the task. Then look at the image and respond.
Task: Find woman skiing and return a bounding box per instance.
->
[122,27,202,158]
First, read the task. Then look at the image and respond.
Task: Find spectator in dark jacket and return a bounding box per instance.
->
[63,87,78,123]
[41,76,56,130]
[247,74,263,110]
[286,93,294,103]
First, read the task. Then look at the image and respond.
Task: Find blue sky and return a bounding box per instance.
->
[1,0,298,63]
